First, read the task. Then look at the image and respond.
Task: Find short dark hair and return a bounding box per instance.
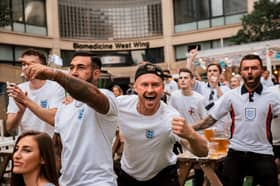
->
[240,54,263,69]
[207,63,222,74]
[11,131,59,186]
[71,51,102,70]
[179,68,194,79]
[21,48,47,65]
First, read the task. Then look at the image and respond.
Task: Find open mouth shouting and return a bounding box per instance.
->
[143,94,157,103]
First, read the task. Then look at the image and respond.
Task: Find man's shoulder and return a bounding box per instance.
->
[161,101,180,116]
[117,95,137,106]
[192,91,205,99]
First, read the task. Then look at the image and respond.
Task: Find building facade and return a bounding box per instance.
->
[0,0,279,118]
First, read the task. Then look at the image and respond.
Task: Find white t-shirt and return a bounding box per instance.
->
[270,85,280,145]
[193,81,231,131]
[210,84,280,155]
[55,89,118,186]
[117,95,180,181]
[164,80,178,102]
[169,90,207,125]
[7,80,65,136]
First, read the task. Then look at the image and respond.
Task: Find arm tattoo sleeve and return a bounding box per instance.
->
[193,115,217,131]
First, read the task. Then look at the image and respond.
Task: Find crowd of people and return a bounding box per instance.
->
[4,48,280,186]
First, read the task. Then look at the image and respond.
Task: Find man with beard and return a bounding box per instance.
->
[188,54,280,186]
[116,63,208,186]
[19,51,118,186]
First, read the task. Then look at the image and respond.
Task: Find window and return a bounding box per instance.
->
[174,0,247,32]
[0,44,49,65]
[175,40,224,61]
[1,0,47,35]
[61,48,164,67]
[58,0,162,40]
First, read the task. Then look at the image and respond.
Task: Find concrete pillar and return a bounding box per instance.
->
[46,0,61,56]
[161,0,175,72]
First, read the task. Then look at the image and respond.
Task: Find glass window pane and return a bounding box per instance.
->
[211,17,224,26]
[0,45,13,61]
[211,0,223,17]
[12,0,24,22]
[24,0,46,26]
[26,24,47,35]
[131,50,146,64]
[175,45,188,61]
[175,22,197,32]
[212,39,221,48]
[174,0,196,25]
[200,41,211,50]
[198,20,210,29]
[223,38,235,47]
[13,22,25,32]
[197,0,210,20]
[224,0,247,15]
[225,14,244,24]
[59,0,162,40]
[0,0,12,28]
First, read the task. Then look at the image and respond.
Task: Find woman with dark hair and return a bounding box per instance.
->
[11,131,58,186]
[112,85,123,97]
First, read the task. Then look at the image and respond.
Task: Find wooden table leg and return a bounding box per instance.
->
[178,162,193,186]
[200,163,223,186]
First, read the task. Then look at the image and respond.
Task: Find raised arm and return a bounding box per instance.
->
[21,59,109,114]
[186,46,198,72]
[172,117,208,157]
[186,47,202,81]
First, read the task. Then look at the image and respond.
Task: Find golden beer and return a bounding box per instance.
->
[211,137,229,155]
[208,142,219,158]
[204,129,214,141]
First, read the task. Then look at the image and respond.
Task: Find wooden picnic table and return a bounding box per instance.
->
[177,151,226,186]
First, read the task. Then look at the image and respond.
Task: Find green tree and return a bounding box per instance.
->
[0,1,11,27]
[231,0,280,44]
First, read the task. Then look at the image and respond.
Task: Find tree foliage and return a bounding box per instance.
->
[231,0,280,44]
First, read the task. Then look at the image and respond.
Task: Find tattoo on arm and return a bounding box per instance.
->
[193,115,217,131]
[53,70,109,113]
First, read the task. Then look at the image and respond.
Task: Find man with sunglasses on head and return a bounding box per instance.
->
[116,63,208,186]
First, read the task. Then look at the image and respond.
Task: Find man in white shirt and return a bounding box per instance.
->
[117,63,208,186]
[6,49,65,137]
[20,51,118,186]
[261,69,274,88]
[191,54,280,186]
[169,68,207,127]
[163,69,178,102]
[169,68,207,186]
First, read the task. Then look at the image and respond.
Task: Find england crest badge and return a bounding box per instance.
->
[145,129,154,139]
[245,107,256,121]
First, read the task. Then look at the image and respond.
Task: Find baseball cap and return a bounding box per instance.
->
[134,63,164,81]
